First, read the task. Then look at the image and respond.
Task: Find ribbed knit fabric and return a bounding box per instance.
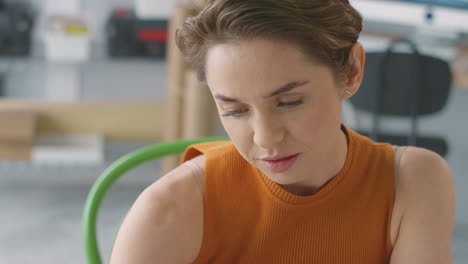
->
[183,124,395,263]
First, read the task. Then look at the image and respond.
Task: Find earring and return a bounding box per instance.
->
[345,90,353,95]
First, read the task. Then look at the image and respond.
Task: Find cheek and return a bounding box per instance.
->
[316,96,340,125]
[289,93,341,136]
[220,119,252,157]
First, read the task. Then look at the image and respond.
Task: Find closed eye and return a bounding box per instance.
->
[222,109,248,117]
[221,99,304,117]
[278,99,304,107]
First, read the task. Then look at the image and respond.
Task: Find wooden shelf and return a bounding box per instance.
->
[0,99,165,141]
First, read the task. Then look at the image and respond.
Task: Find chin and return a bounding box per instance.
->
[260,169,298,185]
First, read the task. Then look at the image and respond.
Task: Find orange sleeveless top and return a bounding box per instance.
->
[183,124,395,263]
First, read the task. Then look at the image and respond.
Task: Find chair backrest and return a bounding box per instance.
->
[82,137,229,264]
[350,41,452,117]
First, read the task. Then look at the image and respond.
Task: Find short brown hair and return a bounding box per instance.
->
[175,0,362,82]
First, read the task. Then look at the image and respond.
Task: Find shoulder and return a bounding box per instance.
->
[396,146,453,196]
[390,146,455,263]
[110,155,206,264]
[152,154,206,201]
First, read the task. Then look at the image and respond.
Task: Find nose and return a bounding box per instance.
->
[252,114,285,150]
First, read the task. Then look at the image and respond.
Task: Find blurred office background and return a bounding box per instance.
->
[0,0,467,263]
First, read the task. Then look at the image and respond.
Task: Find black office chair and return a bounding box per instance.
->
[349,39,452,157]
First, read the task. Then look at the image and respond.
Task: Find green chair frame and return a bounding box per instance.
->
[82,137,228,264]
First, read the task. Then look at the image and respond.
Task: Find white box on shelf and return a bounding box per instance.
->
[32,133,104,165]
[43,15,91,63]
[44,32,90,63]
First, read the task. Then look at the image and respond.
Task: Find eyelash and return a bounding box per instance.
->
[222,99,304,117]
[278,99,304,107]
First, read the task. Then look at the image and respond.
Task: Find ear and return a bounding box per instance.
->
[342,42,365,99]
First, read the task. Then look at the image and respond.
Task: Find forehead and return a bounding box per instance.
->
[205,39,333,97]
[206,38,314,76]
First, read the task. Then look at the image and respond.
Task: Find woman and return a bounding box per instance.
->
[110,0,455,263]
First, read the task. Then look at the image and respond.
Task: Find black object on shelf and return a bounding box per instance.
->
[106,8,168,59]
[0,1,35,57]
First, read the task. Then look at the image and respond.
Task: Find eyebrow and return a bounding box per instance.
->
[214,80,309,103]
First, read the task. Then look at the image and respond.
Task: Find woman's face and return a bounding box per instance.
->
[205,38,354,186]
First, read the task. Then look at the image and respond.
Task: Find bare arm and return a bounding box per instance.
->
[109,156,205,264]
[390,147,455,263]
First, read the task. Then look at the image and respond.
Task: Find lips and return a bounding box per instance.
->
[262,154,297,161]
[260,153,301,173]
